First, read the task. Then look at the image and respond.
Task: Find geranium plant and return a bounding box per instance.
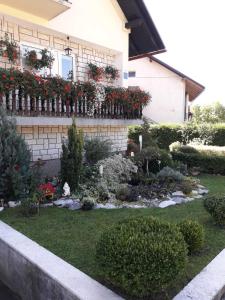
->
[0,34,19,63]
[104,65,119,80]
[25,48,54,70]
[88,63,104,82]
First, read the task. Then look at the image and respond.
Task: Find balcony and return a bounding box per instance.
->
[0,69,149,122]
[1,0,71,21]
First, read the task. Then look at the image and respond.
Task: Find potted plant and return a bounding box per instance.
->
[0,34,19,63]
[104,65,119,81]
[88,63,104,82]
[25,48,54,70]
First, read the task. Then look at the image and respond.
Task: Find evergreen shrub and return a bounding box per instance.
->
[96,217,187,297]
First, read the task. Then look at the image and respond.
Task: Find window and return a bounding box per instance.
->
[21,44,52,76]
[60,55,73,80]
[20,43,76,80]
[128,71,136,78]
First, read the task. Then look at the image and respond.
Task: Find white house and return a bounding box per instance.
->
[0,0,165,173]
[128,55,205,123]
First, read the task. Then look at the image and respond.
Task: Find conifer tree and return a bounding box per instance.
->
[0,107,32,201]
[60,119,83,191]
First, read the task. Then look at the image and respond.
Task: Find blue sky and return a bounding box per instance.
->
[144,0,225,105]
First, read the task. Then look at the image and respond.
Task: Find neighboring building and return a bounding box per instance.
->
[128,55,205,123]
[0,0,165,172]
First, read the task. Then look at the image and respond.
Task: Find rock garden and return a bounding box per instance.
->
[3,109,225,300]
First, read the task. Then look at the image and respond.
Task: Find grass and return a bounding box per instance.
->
[1,174,225,298]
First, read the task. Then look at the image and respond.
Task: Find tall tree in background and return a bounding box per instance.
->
[61,119,83,191]
[192,102,225,124]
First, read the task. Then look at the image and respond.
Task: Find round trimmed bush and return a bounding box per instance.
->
[204,196,225,226]
[96,217,188,297]
[178,220,205,254]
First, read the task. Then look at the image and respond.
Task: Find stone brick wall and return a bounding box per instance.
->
[0,15,118,83]
[17,125,128,161]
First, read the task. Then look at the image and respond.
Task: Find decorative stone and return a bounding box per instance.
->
[8,201,21,208]
[122,203,146,208]
[62,182,70,197]
[192,190,199,195]
[159,200,176,208]
[172,197,186,204]
[172,191,185,197]
[68,200,81,211]
[40,203,54,208]
[198,189,209,195]
[95,203,118,209]
[0,207,4,212]
[53,199,74,207]
[184,197,195,202]
[193,195,203,199]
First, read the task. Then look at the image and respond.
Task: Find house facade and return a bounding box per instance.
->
[128,56,205,123]
[0,0,165,170]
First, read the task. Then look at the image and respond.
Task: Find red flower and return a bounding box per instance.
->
[39,183,56,197]
[14,164,20,171]
[2,74,6,79]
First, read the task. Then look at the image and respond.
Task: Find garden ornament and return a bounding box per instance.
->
[63,182,71,197]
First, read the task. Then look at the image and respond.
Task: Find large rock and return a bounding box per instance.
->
[53,199,74,208]
[95,203,119,209]
[8,201,21,208]
[172,197,186,204]
[159,200,176,208]
[68,201,81,211]
[172,191,185,197]
[0,207,4,212]
[198,188,209,195]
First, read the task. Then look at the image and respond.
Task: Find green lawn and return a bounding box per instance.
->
[1,174,225,299]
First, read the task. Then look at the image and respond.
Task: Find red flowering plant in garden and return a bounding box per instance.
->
[104,65,120,81]
[38,182,56,199]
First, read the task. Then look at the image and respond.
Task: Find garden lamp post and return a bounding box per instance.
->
[139,135,143,151]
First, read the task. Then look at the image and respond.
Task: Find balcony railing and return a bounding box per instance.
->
[0,69,150,120]
[0,90,143,119]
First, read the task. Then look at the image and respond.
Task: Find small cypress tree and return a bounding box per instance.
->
[0,107,32,201]
[61,119,83,191]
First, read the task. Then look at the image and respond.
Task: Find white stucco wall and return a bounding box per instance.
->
[49,0,129,86]
[0,0,130,87]
[128,57,186,123]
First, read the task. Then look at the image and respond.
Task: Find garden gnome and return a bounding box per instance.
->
[63,182,71,197]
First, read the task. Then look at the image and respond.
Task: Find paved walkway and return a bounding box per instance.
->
[0,281,20,300]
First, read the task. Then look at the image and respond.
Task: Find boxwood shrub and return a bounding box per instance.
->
[178,220,205,254]
[204,196,225,226]
[171,151,225,175]
[96,217,188,298]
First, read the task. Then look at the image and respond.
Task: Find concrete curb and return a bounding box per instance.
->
[0,221,124,300]
[173,249,225,300]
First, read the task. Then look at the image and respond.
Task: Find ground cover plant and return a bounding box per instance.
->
[0,175,225,299]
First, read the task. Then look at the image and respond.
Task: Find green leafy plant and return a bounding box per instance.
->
[96,217,187,297]
[18,193,39,217]
[60,119,83,191]
[178,220,205,254]
[204,196,225,226]
[157,167,185,182]
[81,197,95,210]
[179,179,193,195]
[0,107,33,201]
[84,138,111,165]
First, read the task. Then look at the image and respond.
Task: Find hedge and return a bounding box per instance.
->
[171,151,225,175]
[129,123,225,149]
